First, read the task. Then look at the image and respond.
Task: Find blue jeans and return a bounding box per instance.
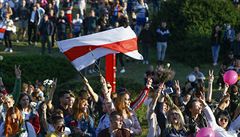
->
[157,42,167,61]
[41,35,51,54]
[212,45,220,64]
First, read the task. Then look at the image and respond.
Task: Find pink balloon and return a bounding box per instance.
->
[223,70,238,85]
[196,127,215,137]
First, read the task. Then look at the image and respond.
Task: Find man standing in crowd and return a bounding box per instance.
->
[211,25,222,66]
[223,24,235,55]
[17,0,29,43]
[28,5,40,46]
[156,21,170,65]
[57,10,68,40]
[39,14,54,54]
[62,0,73,35]
[83,9,97,35]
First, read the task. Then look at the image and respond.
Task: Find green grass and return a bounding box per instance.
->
[0,39,222,137]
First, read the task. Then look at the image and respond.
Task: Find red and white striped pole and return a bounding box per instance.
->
[105,54,116,92]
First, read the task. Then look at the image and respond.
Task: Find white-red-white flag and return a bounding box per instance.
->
[0,22,5,39]
[57,26,143,71]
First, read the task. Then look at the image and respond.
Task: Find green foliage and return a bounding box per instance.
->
[56,77,144,95]
[154,0,240,65]
[116,77,144,93]
[0,55,78,91]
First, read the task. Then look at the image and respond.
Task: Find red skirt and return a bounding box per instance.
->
[66,13,72,24]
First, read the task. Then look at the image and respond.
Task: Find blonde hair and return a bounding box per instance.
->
[72,98,89,120]
[114,92,131,117]
[167,106,185,130]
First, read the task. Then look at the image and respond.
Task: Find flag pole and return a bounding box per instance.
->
[79,71,85,79]
[89,47,102,75]
[105,54,116,92]
[88,47,116,92]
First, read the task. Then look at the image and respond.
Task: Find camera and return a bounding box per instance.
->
[162,87,173,95]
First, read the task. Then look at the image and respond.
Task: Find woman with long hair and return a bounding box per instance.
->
[163,106,188,137]
[114,91,142,135]
[102,75,142,136]
[17,93,40,135]
[214,94,231,119]
[66,97,95,137]
[1,2,12,19]
[0,107,36,137]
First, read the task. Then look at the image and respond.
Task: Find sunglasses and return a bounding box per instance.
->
[219,117,228,122]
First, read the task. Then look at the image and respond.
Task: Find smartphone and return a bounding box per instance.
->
[162,87,174,95]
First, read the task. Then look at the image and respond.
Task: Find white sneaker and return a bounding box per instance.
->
[9,49,13,53]
[213,63,217,66]
[34,42,37,46]
[4,48,9,52]
[120,68,125,73]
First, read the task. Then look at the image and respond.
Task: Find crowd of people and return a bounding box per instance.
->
[0,0,240,137]
[0,56,239,137]
[0,0,150,55]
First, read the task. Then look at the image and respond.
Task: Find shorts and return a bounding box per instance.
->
[19,20,28,28]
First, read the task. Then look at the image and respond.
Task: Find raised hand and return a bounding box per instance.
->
[223,83,229,94]
[199,90,205,101]
[100,74,106,85]
[15,65,21,79]
[174,80,181,96]
[82,76,89,84]
[51,78,57,89]
[199,98,207,107]
[156,85,162,97]
[146,77,153,89]
[208,70,214,83]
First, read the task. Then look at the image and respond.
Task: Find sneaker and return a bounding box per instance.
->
[120,68,125,73]
[34,42,37,46]
[16,40,19,43]
[4,48,9,52]
[9,48,13,53]
[213,63,217,66]
[145,61,149,64]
